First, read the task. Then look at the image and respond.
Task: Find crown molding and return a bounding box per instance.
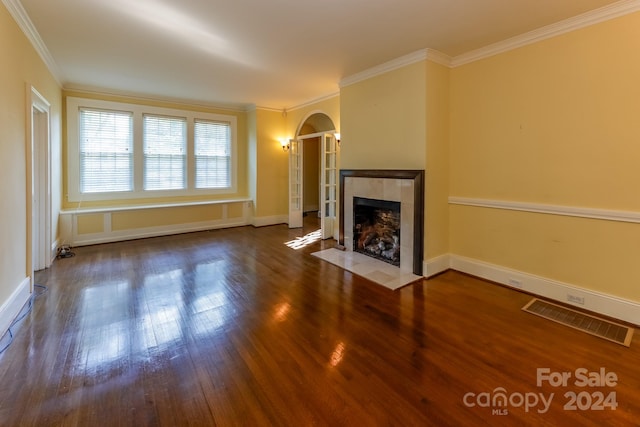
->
[339,48,451,88]
[339,49,426,88]
[2,0,62,85]
[451,0,640,67]
[63,85,248,113]
[338,0,640,82]
[287,91,340,112]
[246,104,281,113]
[251,90,341,113]
[425,48,453,67]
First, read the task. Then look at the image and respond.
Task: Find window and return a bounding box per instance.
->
[79,108,133,193]
[67,97,237,202]
[195,120,231,189]
[143,115,186,190]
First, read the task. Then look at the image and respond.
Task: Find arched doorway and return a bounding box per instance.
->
[289,112,338,240]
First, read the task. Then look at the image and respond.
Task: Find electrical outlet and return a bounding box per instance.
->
[567,294,585,305]
[508,278,523,288]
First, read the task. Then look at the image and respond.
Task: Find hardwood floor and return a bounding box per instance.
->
[1,218,639,426]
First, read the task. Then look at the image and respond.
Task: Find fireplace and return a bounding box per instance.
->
[353,197,401,266]
[339,169,424,276]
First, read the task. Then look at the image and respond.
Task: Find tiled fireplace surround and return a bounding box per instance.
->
[340,169,424,277]
[313,170,424,289]
[312,169,424,290]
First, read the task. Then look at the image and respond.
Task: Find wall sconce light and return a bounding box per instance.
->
[280,138,290,151]
[334,132,341,146]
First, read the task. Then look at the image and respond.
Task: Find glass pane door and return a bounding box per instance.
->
[288,139,303,228]
[320,134,337,239]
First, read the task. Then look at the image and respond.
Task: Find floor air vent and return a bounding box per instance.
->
[522,298,634,347]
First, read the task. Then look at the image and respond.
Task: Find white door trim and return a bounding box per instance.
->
[27,85,52,283]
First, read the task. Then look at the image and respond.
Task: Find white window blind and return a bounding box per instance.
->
[79,108,133,193]
[143,115,187,190]
[67,97,237,202]
[194,120,231,189]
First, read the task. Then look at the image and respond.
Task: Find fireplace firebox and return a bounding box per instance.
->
[353,197,401,266]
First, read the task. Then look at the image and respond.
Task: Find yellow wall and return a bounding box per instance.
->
[0,3,61,303]
[111,205,223,231]
[252,108,287,219]
[340,61,426,170]
[450,12,640,302]
[340,60,450,264]
[77,214,104,234]
[425,60,450,259]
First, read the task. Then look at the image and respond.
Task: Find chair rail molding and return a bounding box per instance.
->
[449,197,640,224]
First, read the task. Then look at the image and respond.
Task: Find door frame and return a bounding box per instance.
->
[288,131,338,239]
[26,85,52,285]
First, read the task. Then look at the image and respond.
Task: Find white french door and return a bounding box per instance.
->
[288,138,303,228]
[320,133,337,239]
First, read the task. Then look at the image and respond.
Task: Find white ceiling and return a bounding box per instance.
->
[14,0,628,110]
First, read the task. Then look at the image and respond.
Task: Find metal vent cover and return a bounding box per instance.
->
[522,298,633,347]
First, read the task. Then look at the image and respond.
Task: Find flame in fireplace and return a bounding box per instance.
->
[284,229,321,250]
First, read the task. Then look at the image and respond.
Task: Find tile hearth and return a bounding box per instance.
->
[311,248,422,290]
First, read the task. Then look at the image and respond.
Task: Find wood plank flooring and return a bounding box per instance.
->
[1,217,640,426]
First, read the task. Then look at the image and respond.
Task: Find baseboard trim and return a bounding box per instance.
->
[252,215,288,228]
[51,238,60,264]
[71,218,250,247]
[424,254,451,278]
[0,277,31,338]
[450,254,640,326]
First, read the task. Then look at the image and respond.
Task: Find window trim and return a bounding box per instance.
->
[67,97,237,202]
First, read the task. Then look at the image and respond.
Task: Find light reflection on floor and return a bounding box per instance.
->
[76,259,237,374]
[329,341,346,367]
[79,281,131,372]
[284,229,322,250]
[272,302,291,322]
[142,269,185,348]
